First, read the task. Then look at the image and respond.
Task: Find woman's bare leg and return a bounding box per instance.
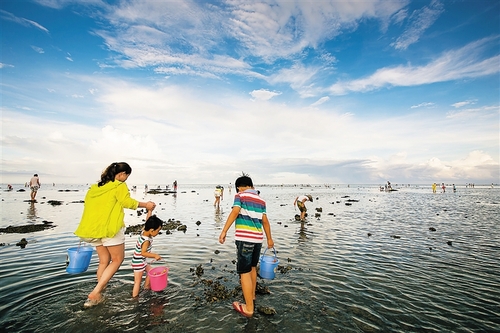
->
[88,243,124,301]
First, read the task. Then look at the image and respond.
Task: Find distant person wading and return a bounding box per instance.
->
[29,174,41,201]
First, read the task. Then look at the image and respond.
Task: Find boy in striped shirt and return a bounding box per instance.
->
[218,175,274,318]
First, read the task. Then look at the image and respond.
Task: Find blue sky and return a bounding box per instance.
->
[1,0,499,185]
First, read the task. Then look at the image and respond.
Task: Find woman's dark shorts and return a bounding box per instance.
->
[235,240,262,274]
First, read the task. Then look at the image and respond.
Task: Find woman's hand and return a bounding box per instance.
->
[145,201,156,211]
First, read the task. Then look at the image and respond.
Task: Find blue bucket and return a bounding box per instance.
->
[66,246,93,274]
[259,247,279,280]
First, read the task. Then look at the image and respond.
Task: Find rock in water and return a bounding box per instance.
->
[16,238,28,248]
[257,306,277,315]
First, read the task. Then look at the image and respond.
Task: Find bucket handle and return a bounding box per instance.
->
[261,247,277,259]
[149,259,169,268]
[76,240,92,252]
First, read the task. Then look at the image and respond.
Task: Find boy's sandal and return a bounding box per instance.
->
[232,301,253,318]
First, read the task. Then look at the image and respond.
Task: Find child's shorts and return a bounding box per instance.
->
[131,260,147,272]
[81,227,125,247]
[235,240,262,274]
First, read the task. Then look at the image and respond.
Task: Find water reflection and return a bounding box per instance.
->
[27,202,37,221]
[149,298,169,325]
[297,222,311,243]
[214,207,224,225]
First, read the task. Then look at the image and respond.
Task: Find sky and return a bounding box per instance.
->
[1,0,499,186]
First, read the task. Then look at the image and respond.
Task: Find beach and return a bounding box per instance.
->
[1,183,499,332]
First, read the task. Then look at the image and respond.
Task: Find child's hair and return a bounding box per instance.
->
[98,162,132,187]
[235,173,253,189]
[145,215,164,231]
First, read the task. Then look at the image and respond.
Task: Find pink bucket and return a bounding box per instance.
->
[148,266,169,291]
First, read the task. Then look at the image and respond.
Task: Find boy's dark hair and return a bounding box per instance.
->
[235,173,253,189]
[145,215,164,231]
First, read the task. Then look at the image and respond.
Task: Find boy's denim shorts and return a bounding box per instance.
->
[235,240,262,274]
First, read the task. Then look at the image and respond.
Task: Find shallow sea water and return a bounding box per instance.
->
[0,183,499,332]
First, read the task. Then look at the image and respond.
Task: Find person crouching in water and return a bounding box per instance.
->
[131,211,164,298]
[294,194,313,222]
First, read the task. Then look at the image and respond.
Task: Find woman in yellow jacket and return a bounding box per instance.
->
[75,162,156,307]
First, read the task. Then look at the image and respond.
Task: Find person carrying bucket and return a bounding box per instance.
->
[131,210,164,297]
[218,174,275,318]
[74,162,156,308]
[293,194,313,222]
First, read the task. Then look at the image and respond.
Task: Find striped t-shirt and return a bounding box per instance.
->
[233,189,266,243]
[131,233,152,271]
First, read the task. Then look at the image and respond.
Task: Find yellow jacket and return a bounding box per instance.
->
[75,180,139,239]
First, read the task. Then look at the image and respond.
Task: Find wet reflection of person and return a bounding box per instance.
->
[27,201,38,221]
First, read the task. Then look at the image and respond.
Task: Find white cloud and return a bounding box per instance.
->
[411,102,434,109]
[329,36,500,95]
[83,0,407,80]
[249,89,281,101]
[31,45,44,54]
[446,105,498,119]
[0,9,49,33]
[33,0,102,9]
[369,150,498,183]
[2,76,498,184]
[391,0,444,50]
[270,63,321,97]
[451,100,476,108]
[391,8,408,25]
[0,62,14,69]
[310,96,330,107]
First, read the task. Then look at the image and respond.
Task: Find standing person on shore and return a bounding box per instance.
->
[75,162,156,308]
[293,194,313,222]
[432,183,437,193]
[29,174,41,201]
[218,175,274,318]
[441,183,446,193]
[173,180,177,192]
